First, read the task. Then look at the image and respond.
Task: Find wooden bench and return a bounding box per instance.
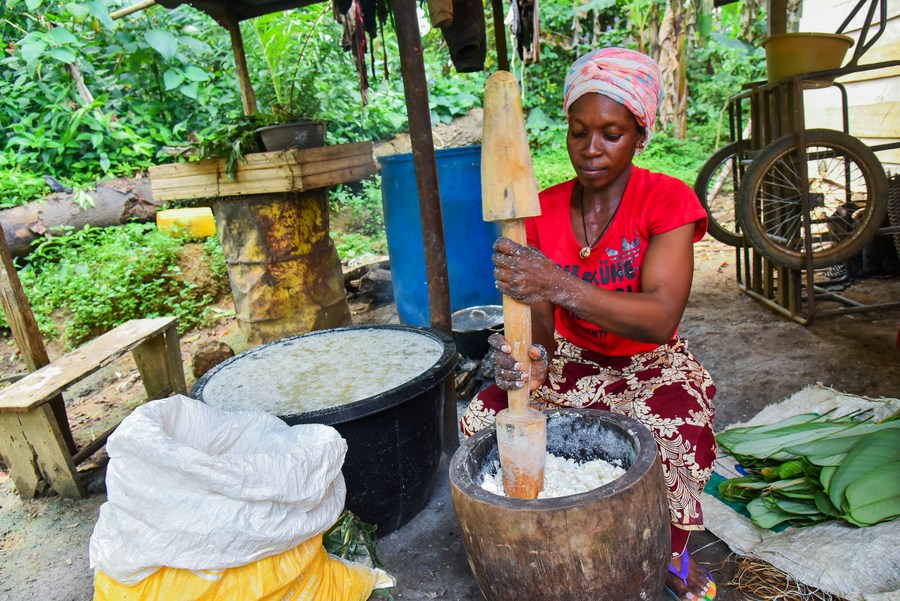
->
[0,317,186,499]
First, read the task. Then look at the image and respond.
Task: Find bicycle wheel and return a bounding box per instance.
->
[694,142,750,247]
[738,129,888,270]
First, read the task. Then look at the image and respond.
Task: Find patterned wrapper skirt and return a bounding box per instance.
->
[460,335,717,531]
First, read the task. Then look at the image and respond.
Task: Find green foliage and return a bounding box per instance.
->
[532,143,573,190]
[202,233,227,278]
[243,7,330,121]
[717,412,900,529]
[192,113,267,179]
[2,223,219,347]
[322,509,382,566]
[634,130,709,185]
[329,178,388,260]
[687,35,766,136]
[0,0,242,207]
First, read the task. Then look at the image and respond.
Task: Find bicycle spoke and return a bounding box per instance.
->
[739,130,887,270]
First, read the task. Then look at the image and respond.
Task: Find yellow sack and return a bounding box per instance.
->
[93,535,389,601]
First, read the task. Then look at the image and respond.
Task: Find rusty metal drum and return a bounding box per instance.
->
[212,190,351,345]
[449,408,670,601]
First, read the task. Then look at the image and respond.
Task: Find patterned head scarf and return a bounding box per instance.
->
[563,48,664,147]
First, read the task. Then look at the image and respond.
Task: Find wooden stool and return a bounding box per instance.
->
[0,317,186,498]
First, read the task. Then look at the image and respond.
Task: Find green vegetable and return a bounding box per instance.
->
[716,412,900,530]
[844,460,900,526]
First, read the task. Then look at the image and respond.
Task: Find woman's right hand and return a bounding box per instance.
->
[487,332,549,392]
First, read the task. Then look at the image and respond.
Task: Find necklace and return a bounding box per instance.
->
[578,186,620,259]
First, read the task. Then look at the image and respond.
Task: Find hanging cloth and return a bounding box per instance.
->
[513,0,540,64]
[428,0,454,28]
[440,0,487,73]
[335,0,370,105]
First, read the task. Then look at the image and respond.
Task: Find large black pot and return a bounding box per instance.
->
[190,325,457,536]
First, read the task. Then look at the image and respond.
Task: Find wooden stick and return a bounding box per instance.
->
[221,11,257,116]
[481,71,546,499]
[110,0,156,20]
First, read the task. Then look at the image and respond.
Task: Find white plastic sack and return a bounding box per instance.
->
[89,395,348,585]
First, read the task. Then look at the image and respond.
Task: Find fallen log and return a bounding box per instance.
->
[0,174,165,258]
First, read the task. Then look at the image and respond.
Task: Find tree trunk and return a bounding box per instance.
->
[0,175,165,258]
[657,0,688,139]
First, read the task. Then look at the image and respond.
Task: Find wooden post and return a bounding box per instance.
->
[0,225,76,454]
[491,0,509,72]
[110,0,156,20]
[393,0,457,452]
[768,0,788,35]
[132,325,186,400]
[222,11,258,116]
[0,406,85,499]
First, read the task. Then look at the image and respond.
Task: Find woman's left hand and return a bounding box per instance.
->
[492,237,561,305]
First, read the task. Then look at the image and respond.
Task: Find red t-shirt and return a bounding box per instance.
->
[525,166,708,357]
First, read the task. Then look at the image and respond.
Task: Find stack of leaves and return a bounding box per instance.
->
[323,510,381,566]
[716,411,900,530]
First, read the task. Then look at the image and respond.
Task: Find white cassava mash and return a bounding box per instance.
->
[200,329,444,414]
[481,453,626,498]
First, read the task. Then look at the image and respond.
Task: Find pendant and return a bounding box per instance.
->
[579,246,591,259]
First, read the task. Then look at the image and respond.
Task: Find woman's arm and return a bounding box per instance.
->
[531,301,555,357]
[493,222,696,345]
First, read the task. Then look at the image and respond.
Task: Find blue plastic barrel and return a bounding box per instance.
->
[379,146,502,327]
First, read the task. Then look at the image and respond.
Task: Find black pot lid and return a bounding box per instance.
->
[451,305,504,333]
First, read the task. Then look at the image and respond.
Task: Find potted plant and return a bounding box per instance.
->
[189,11,330,177]
[247,11,327,152]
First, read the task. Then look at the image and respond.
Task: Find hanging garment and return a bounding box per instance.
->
[441,0,487,73]
[514,0,540,64]
[428,0,454,28]
[336,0,370,105]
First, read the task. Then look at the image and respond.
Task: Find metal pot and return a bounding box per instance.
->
[451,305,504,360]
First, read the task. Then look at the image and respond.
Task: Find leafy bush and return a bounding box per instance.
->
[634,130,709,186]
[3,223,220,347]
[0,0,241,207]
[329,178,388,260]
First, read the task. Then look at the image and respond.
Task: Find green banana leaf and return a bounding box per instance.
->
[829,429,900,510]
[783,420,900,458]
[721,423,859,462]
[775,487,817,500]
[820,465,837,493]
[804,452,848,467]
[747,497,797,529]
[770,496,822,516]
[716,413,832,449]
[815,490,841,517]
[844,459,900,526]
[719,477,769,503]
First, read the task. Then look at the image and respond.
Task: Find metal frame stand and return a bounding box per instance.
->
[728,69,900,324]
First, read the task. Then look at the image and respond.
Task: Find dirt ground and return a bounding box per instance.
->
[1,232,899,600]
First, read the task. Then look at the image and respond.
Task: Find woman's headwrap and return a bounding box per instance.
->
[563,48,664,147]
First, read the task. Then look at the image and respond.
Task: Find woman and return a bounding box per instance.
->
[460,48,717,601]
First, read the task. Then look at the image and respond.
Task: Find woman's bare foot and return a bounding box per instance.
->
[665,549,715,600]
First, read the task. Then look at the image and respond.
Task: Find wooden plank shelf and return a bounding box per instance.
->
[148,141,378,202]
